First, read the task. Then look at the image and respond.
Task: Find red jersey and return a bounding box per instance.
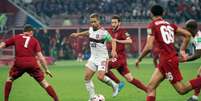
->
[108,28,129,57]
[5,34,41,62]
[147,17,178,60]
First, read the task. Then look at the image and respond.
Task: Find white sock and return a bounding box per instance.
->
[85,80,96,99]
[102,76,118,88]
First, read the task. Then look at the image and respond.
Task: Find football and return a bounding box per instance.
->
[92,94,105,101]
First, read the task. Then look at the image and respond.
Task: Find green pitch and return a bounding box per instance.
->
[0,58,200,101]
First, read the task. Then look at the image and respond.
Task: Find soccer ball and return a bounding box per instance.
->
[92,94,105,101]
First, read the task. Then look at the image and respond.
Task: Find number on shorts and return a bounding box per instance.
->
[23,36,31,48]
[160,25,174,44]
[165,72,173,81]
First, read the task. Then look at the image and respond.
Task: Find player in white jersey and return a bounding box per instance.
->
[71,13,119,101]
[179,19,201,101]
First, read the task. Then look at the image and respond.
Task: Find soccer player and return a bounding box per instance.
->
[106,15,147,93]
[71,13,119,101]
[180,19,201,101]
[0,25,59,101]
[135,5,201,101]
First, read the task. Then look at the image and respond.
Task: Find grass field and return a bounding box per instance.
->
[0,58,200,101]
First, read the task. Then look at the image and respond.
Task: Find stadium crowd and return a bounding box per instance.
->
[21,0,201,24]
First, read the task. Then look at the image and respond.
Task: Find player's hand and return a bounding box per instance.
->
[180,50,187,62]
[45,69,53,78]
[70,33,78,37]
[135,59,141,69]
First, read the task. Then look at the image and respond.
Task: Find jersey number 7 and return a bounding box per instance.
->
[23,36,31,48]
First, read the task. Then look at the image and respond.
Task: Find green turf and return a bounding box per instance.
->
[0,58,200,101]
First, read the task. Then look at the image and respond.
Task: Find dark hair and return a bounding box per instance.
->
[23,25,34,32]
[112,15,121,22]
[90,13,99,19]
[185,19,198,36]
[151,5,164,16]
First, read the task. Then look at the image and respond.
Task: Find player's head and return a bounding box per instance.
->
[90,13,100,30]
[23,25,34,36]
[111,15,121,30]
[150,5,164,19]
[185,19,198,37]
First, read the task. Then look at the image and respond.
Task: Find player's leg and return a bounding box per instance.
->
[97,60,119,97]
[28,68,59,101]
[106,70,120,84]
[4,66,24,101]
[187,68,201,101]
[117,65,147,93]
[106,60,121,84]
[85,62,96,100]
[146,68,165,101]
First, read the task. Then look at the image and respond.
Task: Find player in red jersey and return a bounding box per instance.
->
[180,19,201,101]
[135,5,201,101]
[106,15,147,93]
[0,25,59,101]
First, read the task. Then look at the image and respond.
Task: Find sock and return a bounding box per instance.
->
[4,81,12,101]
[45,85,59,101]
[194,75,201,96]
[102,76,118,89]
[130,78,147,93]
[146,96,155,101]
[85,80,96,99]
[192,95,198,100]
[106,71,120,84]
[189,77,201,89]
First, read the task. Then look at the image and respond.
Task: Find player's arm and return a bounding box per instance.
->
[135,34,154,68]
[116,32,132,44]
[70,31,89,37]
[36,52,53,78]
[104,32,117,58]
[175,27,191,60]
[0,42,6,49]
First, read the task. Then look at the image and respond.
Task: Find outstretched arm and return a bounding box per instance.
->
[37,52,53,78]
[116,37,132,44]
[175,27,191,61]
[135,35,154,68]
[70,31,89,37]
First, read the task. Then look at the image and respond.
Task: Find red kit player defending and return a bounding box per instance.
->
[135,5,201,101]
[0,25,59,101]
[106,15,147,93]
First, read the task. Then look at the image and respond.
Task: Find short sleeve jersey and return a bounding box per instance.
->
[5,34,41,57]
[147,17,178,59]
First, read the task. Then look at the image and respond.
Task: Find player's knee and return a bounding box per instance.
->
[40,79,50,88]
[176,88,187,95]
[147,84,155,93]
[97,74,105,81]
[125,75,133,82]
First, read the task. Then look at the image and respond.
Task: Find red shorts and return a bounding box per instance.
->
[9,62,44,82]
[158,56,183,84]
[108,57,130,76]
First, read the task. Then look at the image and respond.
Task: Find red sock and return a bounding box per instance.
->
[130,78,147,93]
[45,85,59,101]
[189,77,201,89]
[106,71,120,84]
[4,81,12,101]
[146,96,155,101]
[194,75,201,96]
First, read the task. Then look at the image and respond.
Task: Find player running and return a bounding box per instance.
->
[71,13,119,101]
[106,15,147,93]
[0,25,59,101]
[180,19,201,101]
[135,5,201,101]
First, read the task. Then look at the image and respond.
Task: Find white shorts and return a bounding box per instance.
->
[85,57,108,72]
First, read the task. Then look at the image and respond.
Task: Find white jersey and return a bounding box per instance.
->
[88,27,111,59]
[193,30,201,50]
